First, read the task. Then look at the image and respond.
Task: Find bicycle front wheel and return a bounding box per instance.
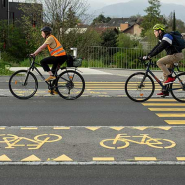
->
[171,72,185,102]
[9,70,38,99]
[125,72,155,102]
[56,70,85,100]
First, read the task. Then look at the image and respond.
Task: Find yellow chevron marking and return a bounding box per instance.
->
[110,127,125,131]
[0,155,12,161]
[21,155,41,162]
[53,155,73,161]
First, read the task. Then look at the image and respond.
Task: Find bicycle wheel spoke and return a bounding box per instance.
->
[9,70,38,99]
[56,70,85,99]
[171,72,185,102]
[125,73,155,102]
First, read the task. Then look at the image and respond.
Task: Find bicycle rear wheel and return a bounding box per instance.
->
[9,70,38,99]
[171,72,185,102]
[125,72,155,102]
[56,70,85,100]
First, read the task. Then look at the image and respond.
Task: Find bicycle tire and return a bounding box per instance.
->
[146,139,176,149]
[9,70,38,100]
[100,139,129,149]
[56,70,85,100]
[125,72,155,102]
[34,134,62,142]
[171,72,185,102]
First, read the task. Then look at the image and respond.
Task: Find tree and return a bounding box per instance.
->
[101,29,118,47]
[92,14,111,25]
[141,0,163,36]
[172,11,176,31]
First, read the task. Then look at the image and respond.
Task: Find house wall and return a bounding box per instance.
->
[0,0,8,20]
[120,23,129,31]
[134,24,142,36]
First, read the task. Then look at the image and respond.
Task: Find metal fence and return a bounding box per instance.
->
[85,46,185,70]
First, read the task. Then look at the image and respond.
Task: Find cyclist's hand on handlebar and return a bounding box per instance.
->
[143,56,151,60]
[29,53,36,58]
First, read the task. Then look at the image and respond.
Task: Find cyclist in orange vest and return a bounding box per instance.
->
[31,27,67,82]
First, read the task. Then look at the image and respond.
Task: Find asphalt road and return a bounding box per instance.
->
[1,97,168,126]
[0,165,185,185]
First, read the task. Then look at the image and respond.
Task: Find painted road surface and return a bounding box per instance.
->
[0,126,184,164]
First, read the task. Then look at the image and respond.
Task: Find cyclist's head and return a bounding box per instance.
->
[41,26,52,38]
[153,24,165,32]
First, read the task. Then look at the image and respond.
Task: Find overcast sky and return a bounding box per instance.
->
[88,0,185,9]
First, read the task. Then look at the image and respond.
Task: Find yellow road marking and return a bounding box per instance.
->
[21,127,38,130]
[53,127,70,130]
[156,114,185,117]
[0,155,12,161]
[0,128,5,130]
[165,120,185,125]
[147,99,177,102]
[93,157,115,161]
[143,103,185,106]
[157,127,172,130]
[149,108,185,111]
[21,155,41,162]
[134,157,157,161]
[53,155,73,162]
[177,157,185,161]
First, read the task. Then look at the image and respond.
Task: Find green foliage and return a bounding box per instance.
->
[92,14,111,25]
[141,0,163,36]
[117,34,142,48]
[101,29,118,47]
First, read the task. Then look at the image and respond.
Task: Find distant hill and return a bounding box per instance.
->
[92,0,185,23]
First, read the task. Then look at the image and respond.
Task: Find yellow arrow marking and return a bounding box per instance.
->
[86,127,101,131]
[165,120,185,125]
[110,127,124,131]
[0,155,12,161]
[93,157,115,161]
[53,155,73,161]
[21,155,41,162]
[156,114,185,117]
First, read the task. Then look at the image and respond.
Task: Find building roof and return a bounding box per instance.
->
[106,18,137,27]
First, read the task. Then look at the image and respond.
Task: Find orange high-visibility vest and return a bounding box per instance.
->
[47,35,66,57]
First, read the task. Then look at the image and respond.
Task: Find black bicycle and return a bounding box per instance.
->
[9,56,85,100]
[125,58,185,102]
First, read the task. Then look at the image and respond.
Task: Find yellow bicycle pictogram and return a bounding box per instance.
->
[100,134,176,149]
[0,134,62,150]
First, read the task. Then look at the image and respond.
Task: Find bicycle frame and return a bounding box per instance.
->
[142,59,184,92]
[24,57,79,90]
[113,134,161,145]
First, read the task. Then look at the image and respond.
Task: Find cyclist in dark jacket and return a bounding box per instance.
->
[143,24,184,96]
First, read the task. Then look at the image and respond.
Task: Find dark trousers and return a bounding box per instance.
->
[40,55,68,75]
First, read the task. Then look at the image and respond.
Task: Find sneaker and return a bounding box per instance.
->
[163,77,175,85]
[48,90,58,95]
[45,76,56,82]
[157,92,169,97]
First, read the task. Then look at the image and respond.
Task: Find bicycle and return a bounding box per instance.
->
[9,56,85,100]
[100,134,176,149]
[125,58,185,102]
